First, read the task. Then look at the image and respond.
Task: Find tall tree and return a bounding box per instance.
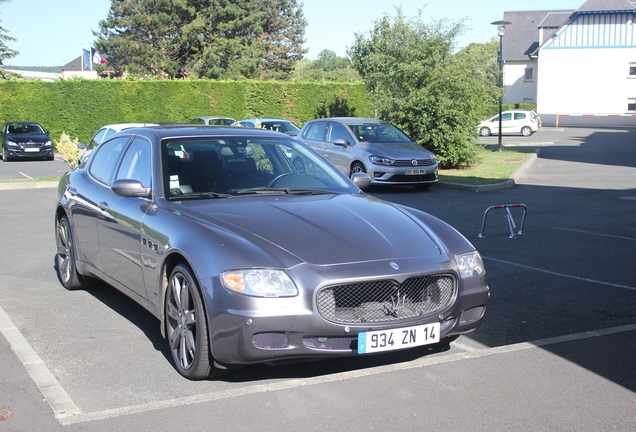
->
[95,0,307,80]
[94,0,194,78]
[0,0,19,78]
[256,0,307,80]
[348,8,494,168]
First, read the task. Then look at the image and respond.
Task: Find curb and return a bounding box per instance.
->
[436,149,539,192]
[0,181,59,191]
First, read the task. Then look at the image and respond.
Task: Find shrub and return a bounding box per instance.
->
[55,132,81,169]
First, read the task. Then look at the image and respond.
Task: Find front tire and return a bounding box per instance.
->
[479,127,491,137]
[55,215,87,290]
[350,161,366,178]
[166,264,221,380]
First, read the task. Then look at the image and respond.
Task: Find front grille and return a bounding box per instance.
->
[393,159,435,167]
[384,173,437,183]
[317,276,455,324]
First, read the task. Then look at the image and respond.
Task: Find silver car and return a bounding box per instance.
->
[299,117,438,190]
[55,126,488,380]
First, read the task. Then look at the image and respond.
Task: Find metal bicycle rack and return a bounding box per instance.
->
[478,204,527,239]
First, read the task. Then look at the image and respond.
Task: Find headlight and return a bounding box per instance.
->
[43,140,52,147]
[221,269,298,297]
[6,140,18,148]
[455,251,485,279]
[369,155,395,165]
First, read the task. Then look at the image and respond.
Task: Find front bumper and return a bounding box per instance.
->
[369,165,438,185]
[5,147,54,159]
[203,260,489,366]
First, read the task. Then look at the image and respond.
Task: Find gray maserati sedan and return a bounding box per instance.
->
[54,125,489,380]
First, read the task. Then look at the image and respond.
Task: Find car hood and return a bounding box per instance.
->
[361,141,433,158]
[5,133,50,143]
[181,194,442,266]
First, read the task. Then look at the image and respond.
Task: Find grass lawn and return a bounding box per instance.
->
[438,146,536,185]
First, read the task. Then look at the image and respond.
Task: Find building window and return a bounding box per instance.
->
[524,68,533,81]
[523,98,534,104]
[628,99,636,111]
[629,64,636,77]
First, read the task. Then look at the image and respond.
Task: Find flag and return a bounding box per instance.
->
[91,48,105,67]
[82,49,91,71]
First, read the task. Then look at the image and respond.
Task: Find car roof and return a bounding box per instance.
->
[194,116,235,120]
[112,124,294,140]
[306,117,390,124]
[239,117,292,122]
[101,123,159,132]
[5,121,44,126]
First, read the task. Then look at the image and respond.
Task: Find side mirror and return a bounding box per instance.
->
[112,179,151,198]
[351,172,372,190]
[333,138,347,147]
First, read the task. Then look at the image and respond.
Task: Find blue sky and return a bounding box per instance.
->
[2,0,586,66]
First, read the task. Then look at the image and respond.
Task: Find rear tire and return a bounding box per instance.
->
[165,264,224,380]
[521,126,533,137]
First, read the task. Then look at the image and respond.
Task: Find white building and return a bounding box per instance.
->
[501,0,636,116]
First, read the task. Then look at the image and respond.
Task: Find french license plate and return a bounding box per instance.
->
[358,323,440,354]
[405,168,425,175]
[24,148,40,152]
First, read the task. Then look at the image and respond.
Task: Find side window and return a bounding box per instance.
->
[89,136,131,186]
[327,122,351,143]
[90,128,108,147]
[514,113,527,120]
[501,113,512,122]
[304,121,328,140]
[115,137,152,187]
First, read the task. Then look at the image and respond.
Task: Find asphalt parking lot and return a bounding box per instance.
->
[1,126,635,431]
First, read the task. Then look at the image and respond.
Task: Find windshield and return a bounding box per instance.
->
[7,123,45,135]
[346,122,412,143]
[163,136,358,198]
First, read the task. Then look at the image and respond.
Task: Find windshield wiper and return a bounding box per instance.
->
[170,191,232,200]
[236,188,341,196]
[236,188,292,195]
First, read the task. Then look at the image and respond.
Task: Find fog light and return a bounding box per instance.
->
[459,306,485,325]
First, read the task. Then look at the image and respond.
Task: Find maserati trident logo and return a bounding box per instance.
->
[390,261,399,270]
[387,290,407,317]
[411,159,418,167]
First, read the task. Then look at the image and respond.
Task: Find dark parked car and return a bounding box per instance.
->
[189,116,237,126]
[298,118,438,190]
[55,125,489,380]
[1,122,54,161]
[237,117,301,136]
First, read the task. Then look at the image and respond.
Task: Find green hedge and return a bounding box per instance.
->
[0,80,374,144]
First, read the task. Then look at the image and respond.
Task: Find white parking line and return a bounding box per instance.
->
[483,256,636,292]
[18,172,33,179]
[2,300,635,426]
[555,227,636,241]
[0,305,80,420]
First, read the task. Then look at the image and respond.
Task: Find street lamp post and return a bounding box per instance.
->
[491,20,511,152]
